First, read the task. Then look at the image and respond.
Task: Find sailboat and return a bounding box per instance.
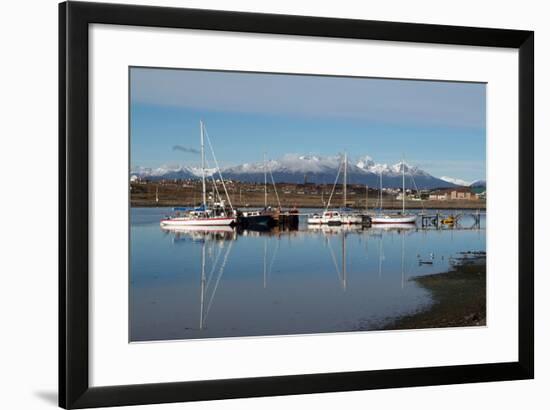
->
[340,153,363,224]
[371,160,417,224]
[307,210,342,225]
[160,121,237,227]
[307,152,362,225]
[238,153,277,228]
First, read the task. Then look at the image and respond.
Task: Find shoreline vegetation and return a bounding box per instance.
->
[384,259,486,330]
[130,181,486,210]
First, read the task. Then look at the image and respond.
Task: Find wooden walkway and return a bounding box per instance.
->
[420,210,483,229]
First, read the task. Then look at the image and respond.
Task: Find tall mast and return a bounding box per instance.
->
[402,157,405,214]
[200,120,207,210]
[199,241,206,330]
[365,185,368,212]
[342,232,347,291]
[264,152,267,208]
[379,171,383,211]
[343,152,347,208]
[263,238,267,289]
[378,236,383,277]
[401,230,405,289]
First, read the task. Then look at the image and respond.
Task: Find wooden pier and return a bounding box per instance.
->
[420,210,482,229]
[421,213,440,227]
[277,212,299,228]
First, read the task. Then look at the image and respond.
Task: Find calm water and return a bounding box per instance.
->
[130,207,486,341]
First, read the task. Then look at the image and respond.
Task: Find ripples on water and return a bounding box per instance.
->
[129,207,486,341]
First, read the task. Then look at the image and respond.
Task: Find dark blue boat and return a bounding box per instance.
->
[237,210,275,228]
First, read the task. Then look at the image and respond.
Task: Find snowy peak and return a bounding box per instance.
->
[355,155,375,170]
[132,154,468,189]
[225,154,339,175]
[440,176,471,187]
[131,164,216,179]
[224,155,429,177]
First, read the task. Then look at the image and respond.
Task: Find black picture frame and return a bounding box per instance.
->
[59,1,534,408]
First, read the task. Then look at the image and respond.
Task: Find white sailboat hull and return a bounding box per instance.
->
[160,217,236,227]
[370,223,417,231]
[307,214,342,224]
[307,217,343,224]
[308,213,362,225]
[160,225,235,233]
[371,214,417,224]
[341,214,363,224]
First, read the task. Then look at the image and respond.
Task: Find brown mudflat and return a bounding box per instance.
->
[384,261,486,330]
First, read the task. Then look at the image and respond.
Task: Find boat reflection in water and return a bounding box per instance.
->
[130,207,485,341]
[161,224,237,243]
[313,223,413,290]
[161,223,414,330]
[369,223,418,232]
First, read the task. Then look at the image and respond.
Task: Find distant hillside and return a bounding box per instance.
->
[469,180,486,188]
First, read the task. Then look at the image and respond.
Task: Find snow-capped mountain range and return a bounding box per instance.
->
[439,177,487,189]
[440,176,471,187]
[132,154,482,189]
[131,165,217,179]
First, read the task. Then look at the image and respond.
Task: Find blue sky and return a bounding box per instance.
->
[130,67,486,181]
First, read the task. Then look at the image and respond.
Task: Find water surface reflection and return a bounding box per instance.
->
[130,208,485,341]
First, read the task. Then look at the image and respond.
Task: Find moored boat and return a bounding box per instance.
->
[238,209,276,228]
[370,213,417,224]
[340,153,363,224]
[160,211,236,227]
[371,157,417,225]
[237,153,279,228]
[307,210,343,225]
[307,152,362,225]
[340,207,363,224]
[160,224,235,233]
[160,120,237,228]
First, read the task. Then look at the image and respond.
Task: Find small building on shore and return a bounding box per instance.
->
[428,187,477,201]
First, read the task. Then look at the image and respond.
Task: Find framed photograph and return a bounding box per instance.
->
[59,1,534,408]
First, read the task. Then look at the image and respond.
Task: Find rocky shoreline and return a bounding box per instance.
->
[384,259,486,330]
